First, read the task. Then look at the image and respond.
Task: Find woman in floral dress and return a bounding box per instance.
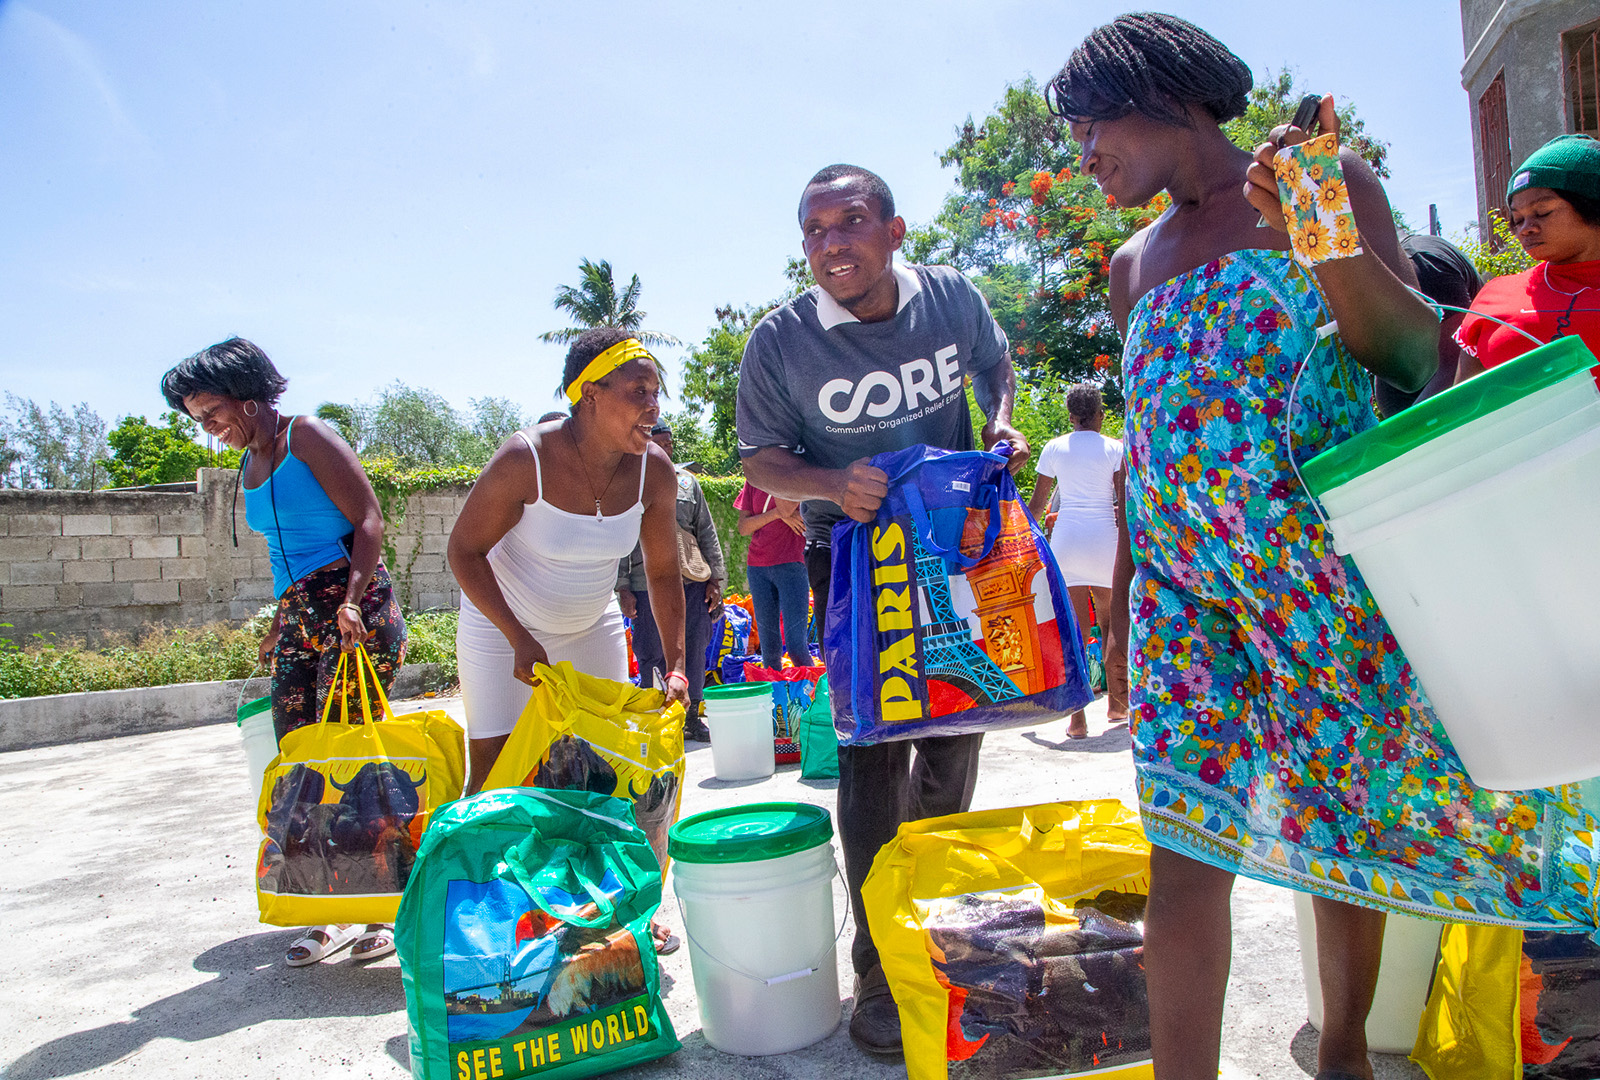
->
[1050,14,1600,1080]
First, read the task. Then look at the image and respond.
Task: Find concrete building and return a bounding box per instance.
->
[1461,0,1600,229]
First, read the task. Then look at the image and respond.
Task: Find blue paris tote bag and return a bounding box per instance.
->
[823,444,1092,745]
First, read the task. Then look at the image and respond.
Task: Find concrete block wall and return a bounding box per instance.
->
[1,470,471,642]
[380,489,471,613]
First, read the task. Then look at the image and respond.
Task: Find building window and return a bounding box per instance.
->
[1567,22,1600,137]
[1479,72,1513,212]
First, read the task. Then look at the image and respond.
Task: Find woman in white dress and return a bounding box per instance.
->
[1028,383,1130,737]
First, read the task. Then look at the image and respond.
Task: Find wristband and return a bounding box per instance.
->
[1274,132,1363,267]
[665,671,689,689]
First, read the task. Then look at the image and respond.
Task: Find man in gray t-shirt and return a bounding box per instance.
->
[735,163,1028,1060]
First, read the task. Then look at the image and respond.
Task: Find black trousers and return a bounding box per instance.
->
[807,541,985,976]
[630,581,711,707]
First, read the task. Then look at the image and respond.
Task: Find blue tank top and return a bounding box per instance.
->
[242,417,354,598]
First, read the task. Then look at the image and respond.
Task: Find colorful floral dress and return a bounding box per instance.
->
[1122,247,1600,936]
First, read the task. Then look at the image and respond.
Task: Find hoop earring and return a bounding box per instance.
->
[242,400,259,418]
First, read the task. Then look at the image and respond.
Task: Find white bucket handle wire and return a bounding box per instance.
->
[235,658,267,720]
[1284,292,1548,545]
[673,856,849,987]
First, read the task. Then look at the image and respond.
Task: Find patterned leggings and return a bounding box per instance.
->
[270,563,407,743]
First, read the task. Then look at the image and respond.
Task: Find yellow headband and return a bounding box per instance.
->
[565,338,658,404]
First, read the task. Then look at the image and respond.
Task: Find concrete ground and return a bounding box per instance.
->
[0,695,1428,1080]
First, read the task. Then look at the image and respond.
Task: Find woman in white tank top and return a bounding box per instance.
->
[1028,382,1131,738]
[448,331,689,793]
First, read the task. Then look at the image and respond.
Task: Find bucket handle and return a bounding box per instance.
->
[1285,295,1548,548]
[673,857,849,987]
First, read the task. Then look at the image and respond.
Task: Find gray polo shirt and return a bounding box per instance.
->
[735,262,1009,543]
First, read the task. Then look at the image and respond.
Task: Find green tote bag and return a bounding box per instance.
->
[396,787,679,1080]
[798,674,840,780]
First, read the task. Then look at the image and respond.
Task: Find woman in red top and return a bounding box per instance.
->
[734,481,813,669]
[1456,134,1600,378]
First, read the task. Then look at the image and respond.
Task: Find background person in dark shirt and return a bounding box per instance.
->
[1374,234,1484,415]
[617,419,723,741]
[735,163,1028,1059]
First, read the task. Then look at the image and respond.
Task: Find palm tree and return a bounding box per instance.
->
[538,258,682,347]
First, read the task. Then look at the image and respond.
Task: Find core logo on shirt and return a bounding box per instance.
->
[817,344,961,425]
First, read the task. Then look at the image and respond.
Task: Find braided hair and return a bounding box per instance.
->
[1046,13,1252,128]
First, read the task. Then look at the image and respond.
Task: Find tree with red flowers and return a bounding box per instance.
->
[905,72,1390,408]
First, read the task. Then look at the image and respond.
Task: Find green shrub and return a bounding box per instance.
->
[0,608,460,700]
[403,609,459,689]
[697,474,748,593]
[0,623,261,700]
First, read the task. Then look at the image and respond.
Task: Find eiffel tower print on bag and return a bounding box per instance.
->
[824,443,1093,744]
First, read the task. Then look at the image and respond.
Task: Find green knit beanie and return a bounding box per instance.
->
[1507,134,1600,204]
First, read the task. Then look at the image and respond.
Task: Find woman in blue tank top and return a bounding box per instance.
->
[163,337,407,968]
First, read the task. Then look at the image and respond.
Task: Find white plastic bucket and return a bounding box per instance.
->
[1303,338,1600,790]
[702,683,776,782]
[1292,892,1442,1055]
[236,696,278,807]
[1324,424,1600,789]
[669,803,842,1055]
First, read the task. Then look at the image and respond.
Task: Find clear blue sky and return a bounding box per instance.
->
[0,0,1476,429]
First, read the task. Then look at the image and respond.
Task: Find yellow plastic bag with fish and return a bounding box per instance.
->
[482,662,685,872]
[862,800,1153,1080]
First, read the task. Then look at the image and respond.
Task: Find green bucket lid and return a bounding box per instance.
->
[237,696,272,725]
[702,682,771,701]
[1302,336,1598,496]
[668,801,833,864]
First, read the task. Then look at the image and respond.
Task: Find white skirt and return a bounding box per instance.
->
[1048,511,1119,589]
[455,597,627,739]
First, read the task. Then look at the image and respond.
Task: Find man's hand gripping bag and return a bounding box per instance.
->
[397,787,679,1080]
[481,662,684,871]
[824,444,1092,744]
[863,800,1154,1080]
[255,647,465,926]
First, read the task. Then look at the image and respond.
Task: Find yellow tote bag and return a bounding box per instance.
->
[863,800,1153,1080]
[1410,923,1522,1080]
[481,661,685,871]
[255,646,465,926]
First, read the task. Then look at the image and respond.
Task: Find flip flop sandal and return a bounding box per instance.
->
[351,925,396,962]
[286,924,359,967]
[650,920,681,956]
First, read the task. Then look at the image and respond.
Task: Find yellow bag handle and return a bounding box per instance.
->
[318,646,395,758]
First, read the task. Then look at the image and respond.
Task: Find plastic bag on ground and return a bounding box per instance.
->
[1413,922,1600,1079]
[742,661,826,763]
[863,800,1153,1080]
[397,787,679,1079]
[798,674,839,781]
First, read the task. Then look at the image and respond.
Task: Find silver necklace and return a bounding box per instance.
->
[1542,262,1598,297]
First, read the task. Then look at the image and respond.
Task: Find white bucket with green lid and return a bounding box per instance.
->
[701,682,776,782]
[1302,336,1600,789]
[236,695,278,806]
[668,801,842,1055]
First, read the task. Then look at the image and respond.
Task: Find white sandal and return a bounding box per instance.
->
[286,923,359,967]
[351,924,396,962]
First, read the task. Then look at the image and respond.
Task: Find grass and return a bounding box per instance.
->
[0,608,459,701]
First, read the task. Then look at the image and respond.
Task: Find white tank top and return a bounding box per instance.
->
[470,430,647,634]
